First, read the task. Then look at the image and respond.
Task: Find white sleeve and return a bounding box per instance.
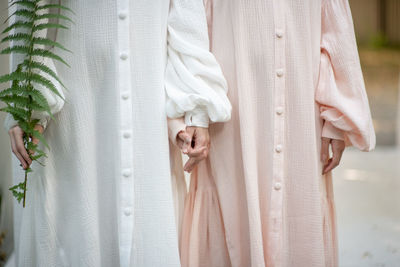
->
[165,0,231,128]
[4,0,65,131]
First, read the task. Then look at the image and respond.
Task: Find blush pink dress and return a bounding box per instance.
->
[179,0,376,267]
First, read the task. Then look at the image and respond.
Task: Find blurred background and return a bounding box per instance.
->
[0,1,399,266]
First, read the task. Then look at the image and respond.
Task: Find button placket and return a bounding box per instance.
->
[117,1,134,266]
[270,0,286,266]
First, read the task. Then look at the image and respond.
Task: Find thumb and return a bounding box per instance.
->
[321,137,330,164]
[177,131,191,151]
[182,127,195,154]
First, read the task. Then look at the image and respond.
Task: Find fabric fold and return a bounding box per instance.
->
[165,0,231,128]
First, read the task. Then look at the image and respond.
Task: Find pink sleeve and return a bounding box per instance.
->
[316,0,376,151]
[168,117,186,146]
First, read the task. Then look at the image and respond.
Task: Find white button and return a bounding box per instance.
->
[276,29,284,38]
[275,144,282,153]
[123,131,131,139]
[120,52,128,60]
[119,11,127,20]
[124,207,132,216]
[121,93,130,100]
[276,69,284,77]
[274,182,282,190]
[276,107,284,115]
[122,169,132,177]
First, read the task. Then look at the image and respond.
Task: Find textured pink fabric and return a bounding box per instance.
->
[179,1,375,267]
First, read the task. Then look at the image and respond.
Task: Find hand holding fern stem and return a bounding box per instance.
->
[0,0,73,207]
[8,123,43,169]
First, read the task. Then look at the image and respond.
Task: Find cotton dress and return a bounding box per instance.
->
[4,0,231,266]
[180,0,376,267]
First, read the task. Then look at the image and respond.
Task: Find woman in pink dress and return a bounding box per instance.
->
[179,0,376,266]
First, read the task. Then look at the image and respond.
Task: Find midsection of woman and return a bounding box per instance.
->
[180,1,375,267]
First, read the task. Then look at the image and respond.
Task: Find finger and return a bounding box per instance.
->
[186,146,208,158]
[184,157,203,173]
[327,140,345,173]
[13,130,32,166]
[178,131,192,152]
[184,150,209,173]
[31,124,44,154]
[9,131,28,169]
[183,127,195,154]
[321,137,330,164]
[323,156,340,174]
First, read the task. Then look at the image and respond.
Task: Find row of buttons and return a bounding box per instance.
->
[117,3,134,266]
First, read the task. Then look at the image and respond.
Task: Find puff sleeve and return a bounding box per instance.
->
[165,0,231,128]
[316,0,376,151]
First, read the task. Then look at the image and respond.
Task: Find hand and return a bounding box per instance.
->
[8,124,44,169]
[321,137,345,174]
[177,126,210,173]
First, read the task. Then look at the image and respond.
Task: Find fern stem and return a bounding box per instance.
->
[23,170,27,208]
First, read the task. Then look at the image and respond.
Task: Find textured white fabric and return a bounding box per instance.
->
[4,0,230,266]
[165,0,231,127]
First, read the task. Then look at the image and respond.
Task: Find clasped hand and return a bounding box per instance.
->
[175,126,210,173]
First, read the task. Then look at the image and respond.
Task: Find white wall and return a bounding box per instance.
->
[0,0,15,263]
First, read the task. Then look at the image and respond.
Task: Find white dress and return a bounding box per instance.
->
[4,0,231,266]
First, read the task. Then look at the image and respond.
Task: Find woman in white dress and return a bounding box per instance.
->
[4,0,231,266]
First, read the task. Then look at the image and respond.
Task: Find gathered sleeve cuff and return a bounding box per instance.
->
[165,0,232,128]
[168,117,187,146]
[316,0,376,151]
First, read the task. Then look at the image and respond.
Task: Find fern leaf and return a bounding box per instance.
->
[0,45,31,55]
[35,13,74,24]
[30,89,51,112]
[2,21,33,34]
[33,23,68,32]
[0,106,30,121]
[24,60,66,88]
[31,48,70,67]
[0,85,29,97]
[10,1,36,10]
[17,120,30,133]
[29,72,64,99]
[1,33,31,43]
[32,37,71,52]
[0,95,30,107]
[11,9,36,21]
[31,129,49,149]
[0,71,29,84]
[37,4,75,15]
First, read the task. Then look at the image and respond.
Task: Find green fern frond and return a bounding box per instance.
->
[10,1,36,10]
[37,4,75,15]
[0,95,30,106]
[24,60,66,88]
[0,45,31,55]
[29,72,64,99]
[4,9,35,24]
[35,13,74,24]
[1,33,31,43]
[0,85,30,97]
[0,106,29,121]
[33,23,68,32]
[2,21,33,34]
[31,128,49,149]
[29,89,51,112]
[31,48,70,66]
[32,37,71,52]
[0,71,29,84]
[1,0,73,207]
